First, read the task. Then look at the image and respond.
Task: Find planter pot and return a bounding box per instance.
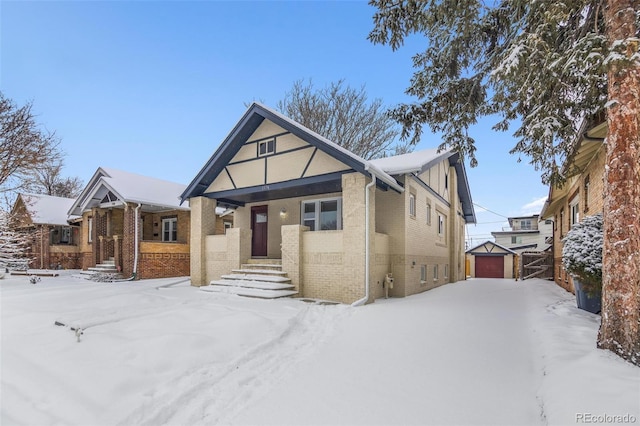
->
[574,279,602,314]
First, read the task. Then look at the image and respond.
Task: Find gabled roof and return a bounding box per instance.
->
[180,103,475,223]
[370,149,476,224]
[466,240,518,255]
[69,167,188,216]
[369,148,447,175]
[14,193,78,226]
[180,103,403,204]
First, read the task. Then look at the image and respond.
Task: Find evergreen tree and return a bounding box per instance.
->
[0,208,28,271]
[369,0,639,365]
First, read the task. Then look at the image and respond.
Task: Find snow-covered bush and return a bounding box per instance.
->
[0,209,29,271]
[562,213,603,292]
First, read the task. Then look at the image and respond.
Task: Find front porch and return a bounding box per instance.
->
[84,205,190,279]
[190,173,393,304]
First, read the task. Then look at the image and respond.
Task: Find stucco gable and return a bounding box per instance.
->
[466,240,517,255]
[180,103,403,205]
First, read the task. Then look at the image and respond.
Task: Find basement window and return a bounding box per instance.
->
[258,139,275,157]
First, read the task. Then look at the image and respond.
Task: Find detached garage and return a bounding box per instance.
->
[466,241,517,279]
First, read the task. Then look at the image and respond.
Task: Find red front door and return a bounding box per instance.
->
[251,205,268,257]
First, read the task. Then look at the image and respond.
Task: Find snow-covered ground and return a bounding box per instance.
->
[1,273,638,425]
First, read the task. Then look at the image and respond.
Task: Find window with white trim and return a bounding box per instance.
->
[88,217,93,243]
[301,197,342,231]
[433,264,439,281]
[258,139,275,157]
[426,200,432,225]
[570,198,580,228]
[162,217,178,242]
[420,265,427,283]
[409,192,416,217]
[444,264,448,279]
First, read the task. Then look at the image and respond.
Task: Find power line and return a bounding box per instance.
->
[473,202,510,219]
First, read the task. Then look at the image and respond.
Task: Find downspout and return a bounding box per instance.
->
[352,172,376,307]
[132,203,141,279]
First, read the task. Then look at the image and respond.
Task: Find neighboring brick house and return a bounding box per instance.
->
[11,193,81,269]
[491,214,553,253]
[540,119,607,293]
[68,167,192,279]
[182,103,476,304]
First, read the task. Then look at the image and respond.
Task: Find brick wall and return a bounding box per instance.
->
[551,143,606,292]
[138,252,190,279]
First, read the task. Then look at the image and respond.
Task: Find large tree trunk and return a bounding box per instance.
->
[598,0,640,366]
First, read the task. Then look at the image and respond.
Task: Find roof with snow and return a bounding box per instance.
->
[69,167,188,216]
[370,148,475,223]
[466,240,518,255]
[16,193,79,226]
[181,103,475,223]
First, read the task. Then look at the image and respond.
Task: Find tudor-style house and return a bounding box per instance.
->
[540,117,607,293]
[182,103,476,304]
[11,193,81,269]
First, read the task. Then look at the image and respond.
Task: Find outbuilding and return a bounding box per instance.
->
[466,241,517,279]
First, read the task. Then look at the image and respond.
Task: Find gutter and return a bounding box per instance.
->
[352,164,403,307]
[132,203,141,279]
[352,173,376,307]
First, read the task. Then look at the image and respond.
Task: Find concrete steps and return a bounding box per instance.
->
[87,258,119,274]
[204,259,297,299]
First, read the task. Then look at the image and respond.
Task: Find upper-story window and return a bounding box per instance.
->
[570,198,580,228]
[258,139,275,157]
[426,200,432,225]
[438,213,446,237]
[519,219,532,230]
[409,192,416,217]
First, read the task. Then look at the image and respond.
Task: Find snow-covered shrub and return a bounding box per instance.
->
[562,213,603,293]
[0,209,29,271]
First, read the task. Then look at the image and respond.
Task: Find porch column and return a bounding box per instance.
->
[189,196,218,286]
[281,225,307,296]
[113,235,121,272]
[121,203,139,278]
[98,236,105,264]
[342,173,376,304]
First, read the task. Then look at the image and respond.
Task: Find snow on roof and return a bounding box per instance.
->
[70,167,188,216]
[98,167,187,209]
[20,193,78,226]
[368,148,448,175]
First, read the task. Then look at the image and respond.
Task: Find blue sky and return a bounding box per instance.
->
[1,0,548,247]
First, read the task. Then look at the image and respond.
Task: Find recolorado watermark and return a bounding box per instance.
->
[576,413,637,423]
